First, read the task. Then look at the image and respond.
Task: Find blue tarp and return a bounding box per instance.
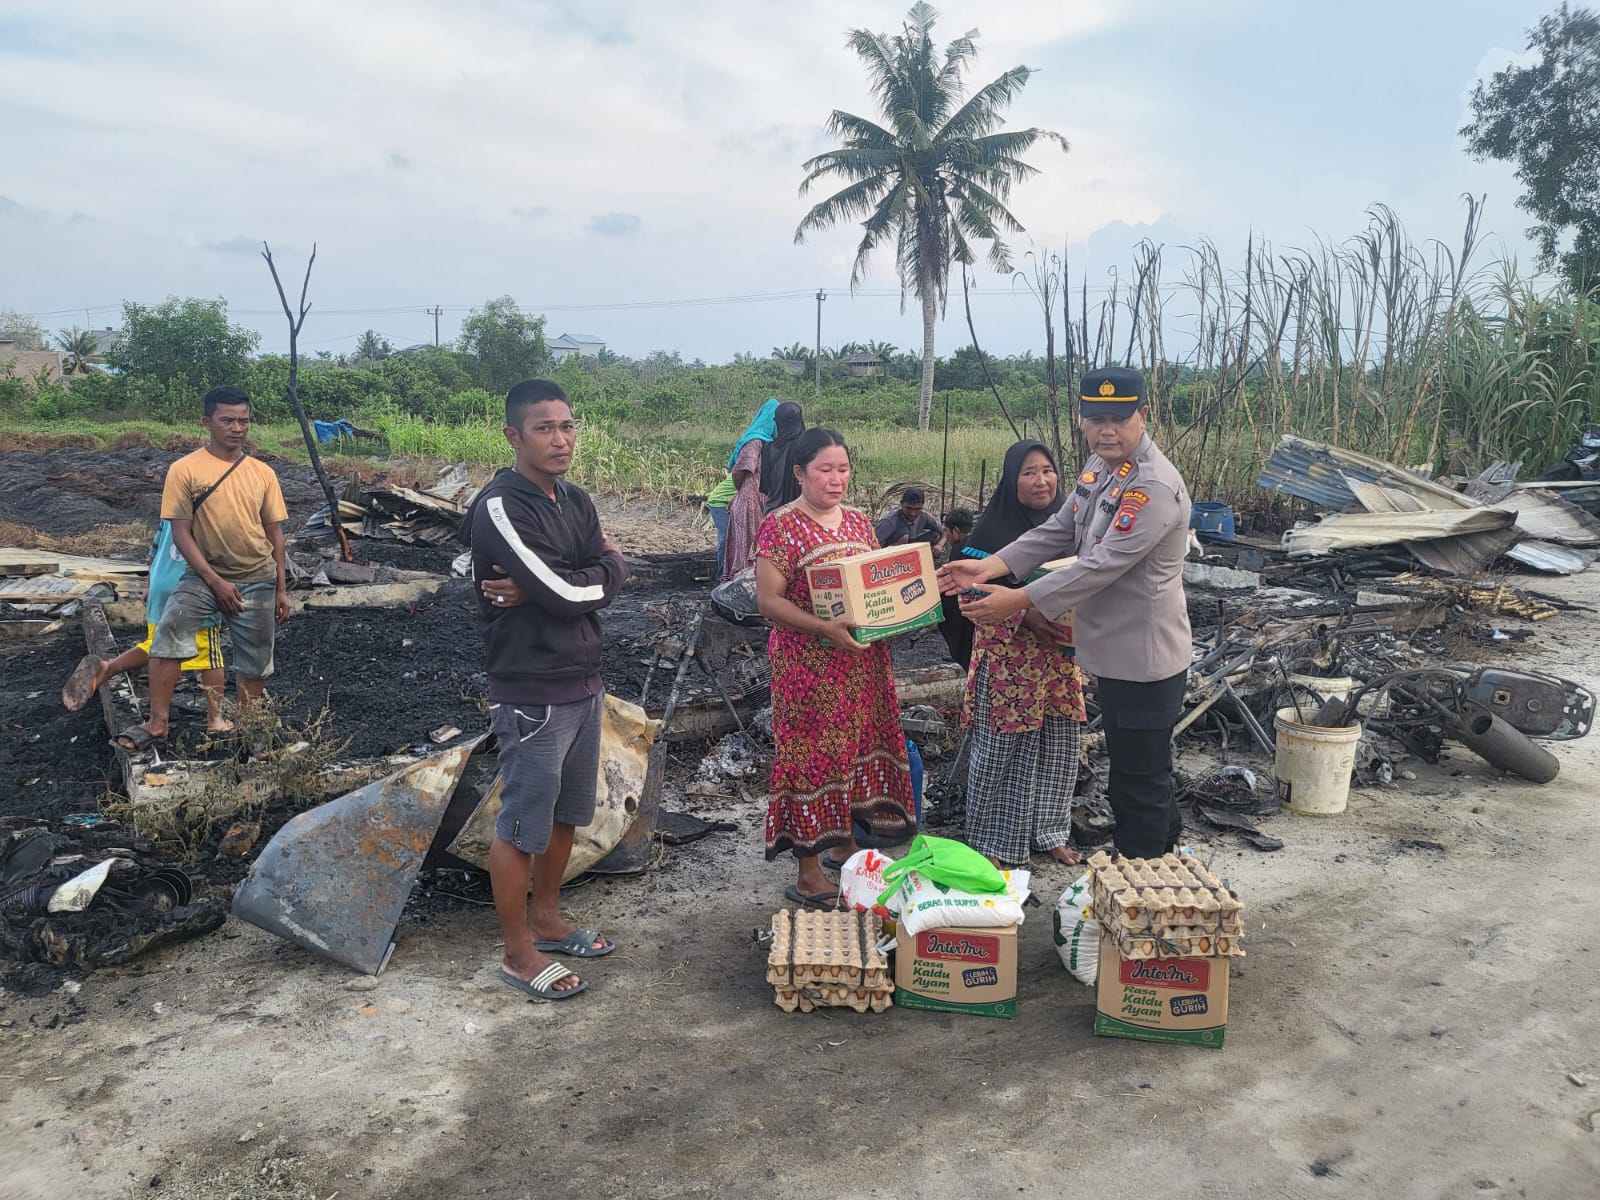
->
[313,419,356,444]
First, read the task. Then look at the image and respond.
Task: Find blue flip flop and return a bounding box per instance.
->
[500,964,588,1001]
[534,928,614,958]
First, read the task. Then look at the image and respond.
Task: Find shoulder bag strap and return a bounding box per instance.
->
[192,454,249,514]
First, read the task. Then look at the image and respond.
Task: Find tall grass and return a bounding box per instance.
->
[373,412,1018,507]
[1071,199,1600,501]
[7,204,1598,509]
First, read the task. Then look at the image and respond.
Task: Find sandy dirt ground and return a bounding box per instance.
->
[3,532,1599,1197]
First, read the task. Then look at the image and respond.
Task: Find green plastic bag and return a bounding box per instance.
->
[875,834,1006,909]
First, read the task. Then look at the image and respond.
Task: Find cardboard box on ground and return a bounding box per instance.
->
[1086,850,1244,1048]
[806,543,940,643]
[894,924,1019,1019]
[1094,934,1231,1048]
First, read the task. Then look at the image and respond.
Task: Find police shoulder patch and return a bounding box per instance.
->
[1112,488,1151,535]
[1080,469,1097,485]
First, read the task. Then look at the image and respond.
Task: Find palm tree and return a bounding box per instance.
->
[55,327,103,375]
[354,329,392,363]
[795,2,1066,430]
[772,342,814,364]
[866,339,898,359]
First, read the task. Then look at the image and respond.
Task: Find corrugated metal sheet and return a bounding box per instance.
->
[1495,490,1600,547]
[1462,464,1600,545]
[1257,435,1469,510]
[1260,436,1593,575]
[1505,540,1599,574]
[1282,509,1516,558]
[1516,481,1600,515]
[1463,460,1521,505]
[1344,477,1517,573]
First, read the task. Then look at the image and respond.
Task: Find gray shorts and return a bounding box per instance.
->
[151,573,278,680]
[490,692,603,854]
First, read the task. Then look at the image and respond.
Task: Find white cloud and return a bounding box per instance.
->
[588,212,642,237]
[0,1,1547,358]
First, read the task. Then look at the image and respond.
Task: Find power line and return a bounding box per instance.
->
[13,270,1571,325]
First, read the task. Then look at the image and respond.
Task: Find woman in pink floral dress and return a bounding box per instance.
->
[960,439,1087,868]
[754,428,915,907]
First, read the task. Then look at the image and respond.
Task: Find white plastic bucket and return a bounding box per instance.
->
[1273,707,1362,815]
[1288,674,1353,704]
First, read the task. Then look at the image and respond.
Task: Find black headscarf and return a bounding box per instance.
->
[968,439,1064,569]
[760,401,807,511]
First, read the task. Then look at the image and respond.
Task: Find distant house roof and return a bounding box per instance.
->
[844,352,884,365]
[550,332,606,350]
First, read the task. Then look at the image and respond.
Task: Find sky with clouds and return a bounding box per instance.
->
[0,0,1555,360]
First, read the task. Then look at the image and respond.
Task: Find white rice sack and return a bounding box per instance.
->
[1052,872,1098,985]
[894,867,1029,935]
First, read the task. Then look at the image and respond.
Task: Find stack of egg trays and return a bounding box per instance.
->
[1086,850,1246,960]
[767,908,894,1012]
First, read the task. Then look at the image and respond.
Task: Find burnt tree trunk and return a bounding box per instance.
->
[262,242,352,563]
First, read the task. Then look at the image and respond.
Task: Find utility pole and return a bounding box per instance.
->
[426,305,444,347]
[814,289,825,395]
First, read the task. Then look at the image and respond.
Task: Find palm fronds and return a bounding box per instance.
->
[795,3,1066,430]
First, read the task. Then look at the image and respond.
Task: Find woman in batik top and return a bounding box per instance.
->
[960,439,1087,868]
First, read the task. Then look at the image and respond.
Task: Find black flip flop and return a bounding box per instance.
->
[821,850,852,871]
[112,725,164,753]
[785,884,844,911]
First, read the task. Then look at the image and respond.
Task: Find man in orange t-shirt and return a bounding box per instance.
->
[113,386,291,751]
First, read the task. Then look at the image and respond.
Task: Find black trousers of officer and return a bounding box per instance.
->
[1096,670,1188,859]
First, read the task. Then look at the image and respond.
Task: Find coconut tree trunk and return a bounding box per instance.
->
[918,288,937,432]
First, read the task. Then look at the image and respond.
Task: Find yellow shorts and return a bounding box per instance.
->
[136,623,224,673]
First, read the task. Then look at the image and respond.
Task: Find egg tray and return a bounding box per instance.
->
[1101,923,1244,961]
[1086,850,1246,959]
[768,908,894,1013]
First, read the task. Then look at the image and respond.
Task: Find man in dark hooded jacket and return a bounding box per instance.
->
[469,378,628,1001]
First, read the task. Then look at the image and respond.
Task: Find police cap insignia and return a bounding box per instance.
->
[1080,366,1146,418]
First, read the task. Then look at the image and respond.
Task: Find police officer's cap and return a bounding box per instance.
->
[1079,366,1146,419]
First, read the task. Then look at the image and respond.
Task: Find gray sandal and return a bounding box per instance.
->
[534,928,614,958]
[499,964,588,1001]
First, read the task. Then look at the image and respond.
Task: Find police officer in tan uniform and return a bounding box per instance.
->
[939,367,1192,858]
